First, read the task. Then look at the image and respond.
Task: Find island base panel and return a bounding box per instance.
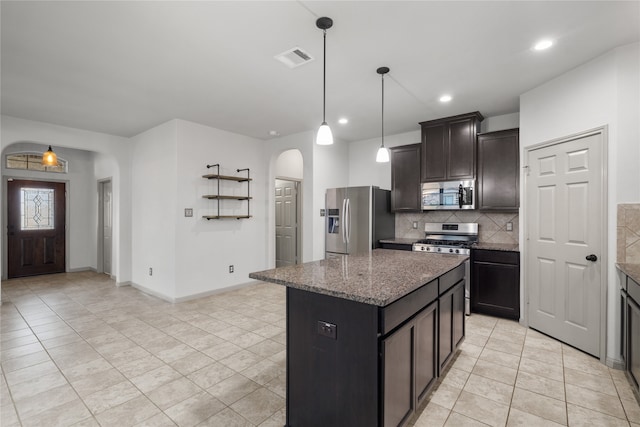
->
[286,287,379,427]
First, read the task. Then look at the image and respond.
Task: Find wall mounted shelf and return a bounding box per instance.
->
[202,164,252,220]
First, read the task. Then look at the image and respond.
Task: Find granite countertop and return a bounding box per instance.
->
[617,263,640,284]
[249,249,467,307]
[472,242,520,252]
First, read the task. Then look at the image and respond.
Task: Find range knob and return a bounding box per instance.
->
[455,249,460,254]
[449,248,454,253]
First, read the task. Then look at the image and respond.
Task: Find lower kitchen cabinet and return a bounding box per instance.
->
[471,249,520,320]
[383,301,438,427]
[625,274,640,393]
[438,281,465,373]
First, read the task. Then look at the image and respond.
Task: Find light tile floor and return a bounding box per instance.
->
[1,272,638,426]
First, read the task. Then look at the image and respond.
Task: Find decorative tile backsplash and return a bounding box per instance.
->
[395,211,519,244]
[617,204,640,263]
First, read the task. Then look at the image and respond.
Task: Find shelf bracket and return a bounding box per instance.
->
[237,168,250,218]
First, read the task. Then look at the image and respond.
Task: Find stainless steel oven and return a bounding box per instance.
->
[412,222,478,315]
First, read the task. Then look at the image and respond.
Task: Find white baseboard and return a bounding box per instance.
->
[130,282,175,303]
[116,281,132,287]
[606,357,625,370]
[68,267,97,273]
[128,280,259,304]
[173,281,256,303]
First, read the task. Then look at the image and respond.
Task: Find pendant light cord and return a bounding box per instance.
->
[381,73,385,148]
[322,29,327,122]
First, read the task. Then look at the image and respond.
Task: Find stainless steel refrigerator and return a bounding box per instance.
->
[325,186,395,258]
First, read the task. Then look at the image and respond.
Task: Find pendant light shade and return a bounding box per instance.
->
[317,121,333,145]
[376,145,390,162]
[376,67,390,163]
[42,145,58,166]
[316,17,334,145]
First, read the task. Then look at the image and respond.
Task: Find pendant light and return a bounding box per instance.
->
[42,145,58,166]
[316,17,333,145]
[376,67,390,163]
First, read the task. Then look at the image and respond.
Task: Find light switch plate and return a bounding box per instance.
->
[320,209,326,217]
[185,208,193,217]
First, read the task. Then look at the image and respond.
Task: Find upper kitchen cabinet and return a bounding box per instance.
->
[390,143,421,212]
[477,128,520,211]
[420,112,484,183]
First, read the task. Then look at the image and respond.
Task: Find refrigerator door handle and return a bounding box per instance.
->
[346,198,351,244]
[341,198,347,244]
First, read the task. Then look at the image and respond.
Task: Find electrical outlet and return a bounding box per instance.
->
[412,221,418,229]
[184,208,193,217]
[317,321,337,340]
[506,222,513,231]
[229,265,234,273]
[149,267,153,276]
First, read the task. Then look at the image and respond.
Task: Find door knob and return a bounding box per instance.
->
[586,254,598,262]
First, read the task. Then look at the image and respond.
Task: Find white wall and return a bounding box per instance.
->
[275,149,303,180]
[0,115,131,284]
[348,130,421,189]
[481,113,520,133]
[520,42,640,365]
[173,120,267,300]
[130,120,178,299]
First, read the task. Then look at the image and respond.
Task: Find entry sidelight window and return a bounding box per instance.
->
[20,188,55,230]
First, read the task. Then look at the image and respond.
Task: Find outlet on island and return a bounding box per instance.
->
[229,265,234,273]
[149,267,153,276]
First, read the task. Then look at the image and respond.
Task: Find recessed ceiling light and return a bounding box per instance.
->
[269,130,280,136]
[439,95,452,103]
[533,39,554,51]
[338,118,348,124]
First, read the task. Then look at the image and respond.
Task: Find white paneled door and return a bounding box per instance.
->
[526,130,605,357]
[275,179,299,268]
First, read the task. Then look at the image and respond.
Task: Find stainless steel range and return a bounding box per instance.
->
[412,222,478,255]
[412,222,478,315]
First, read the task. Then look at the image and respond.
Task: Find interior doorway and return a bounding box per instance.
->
[7,179,66,278]
[524,128,607,359]
[274,149,303,267]
[97,179,113,275]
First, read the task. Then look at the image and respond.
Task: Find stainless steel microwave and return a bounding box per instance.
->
[422,180,475,210]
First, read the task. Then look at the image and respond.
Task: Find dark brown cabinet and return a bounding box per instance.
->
[420,112,483,183]
[438,281,465,373]
[382,302,437,427]
[623,275,640,394]
[390,144,421,212]
[477,129,520,211]
[471,250,520,320]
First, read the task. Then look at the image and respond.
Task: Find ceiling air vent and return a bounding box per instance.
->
[274,47,314,69]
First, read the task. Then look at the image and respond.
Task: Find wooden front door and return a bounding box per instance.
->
[7,179,66,278]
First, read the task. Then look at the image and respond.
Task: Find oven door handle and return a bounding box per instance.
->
[458,184,464,209]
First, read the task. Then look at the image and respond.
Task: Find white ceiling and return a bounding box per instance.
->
[2,1,639,142]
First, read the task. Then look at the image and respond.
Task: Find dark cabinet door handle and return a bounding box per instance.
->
[586,254,598,262]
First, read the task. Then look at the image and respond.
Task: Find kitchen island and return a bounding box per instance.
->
[249,249,467,427]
